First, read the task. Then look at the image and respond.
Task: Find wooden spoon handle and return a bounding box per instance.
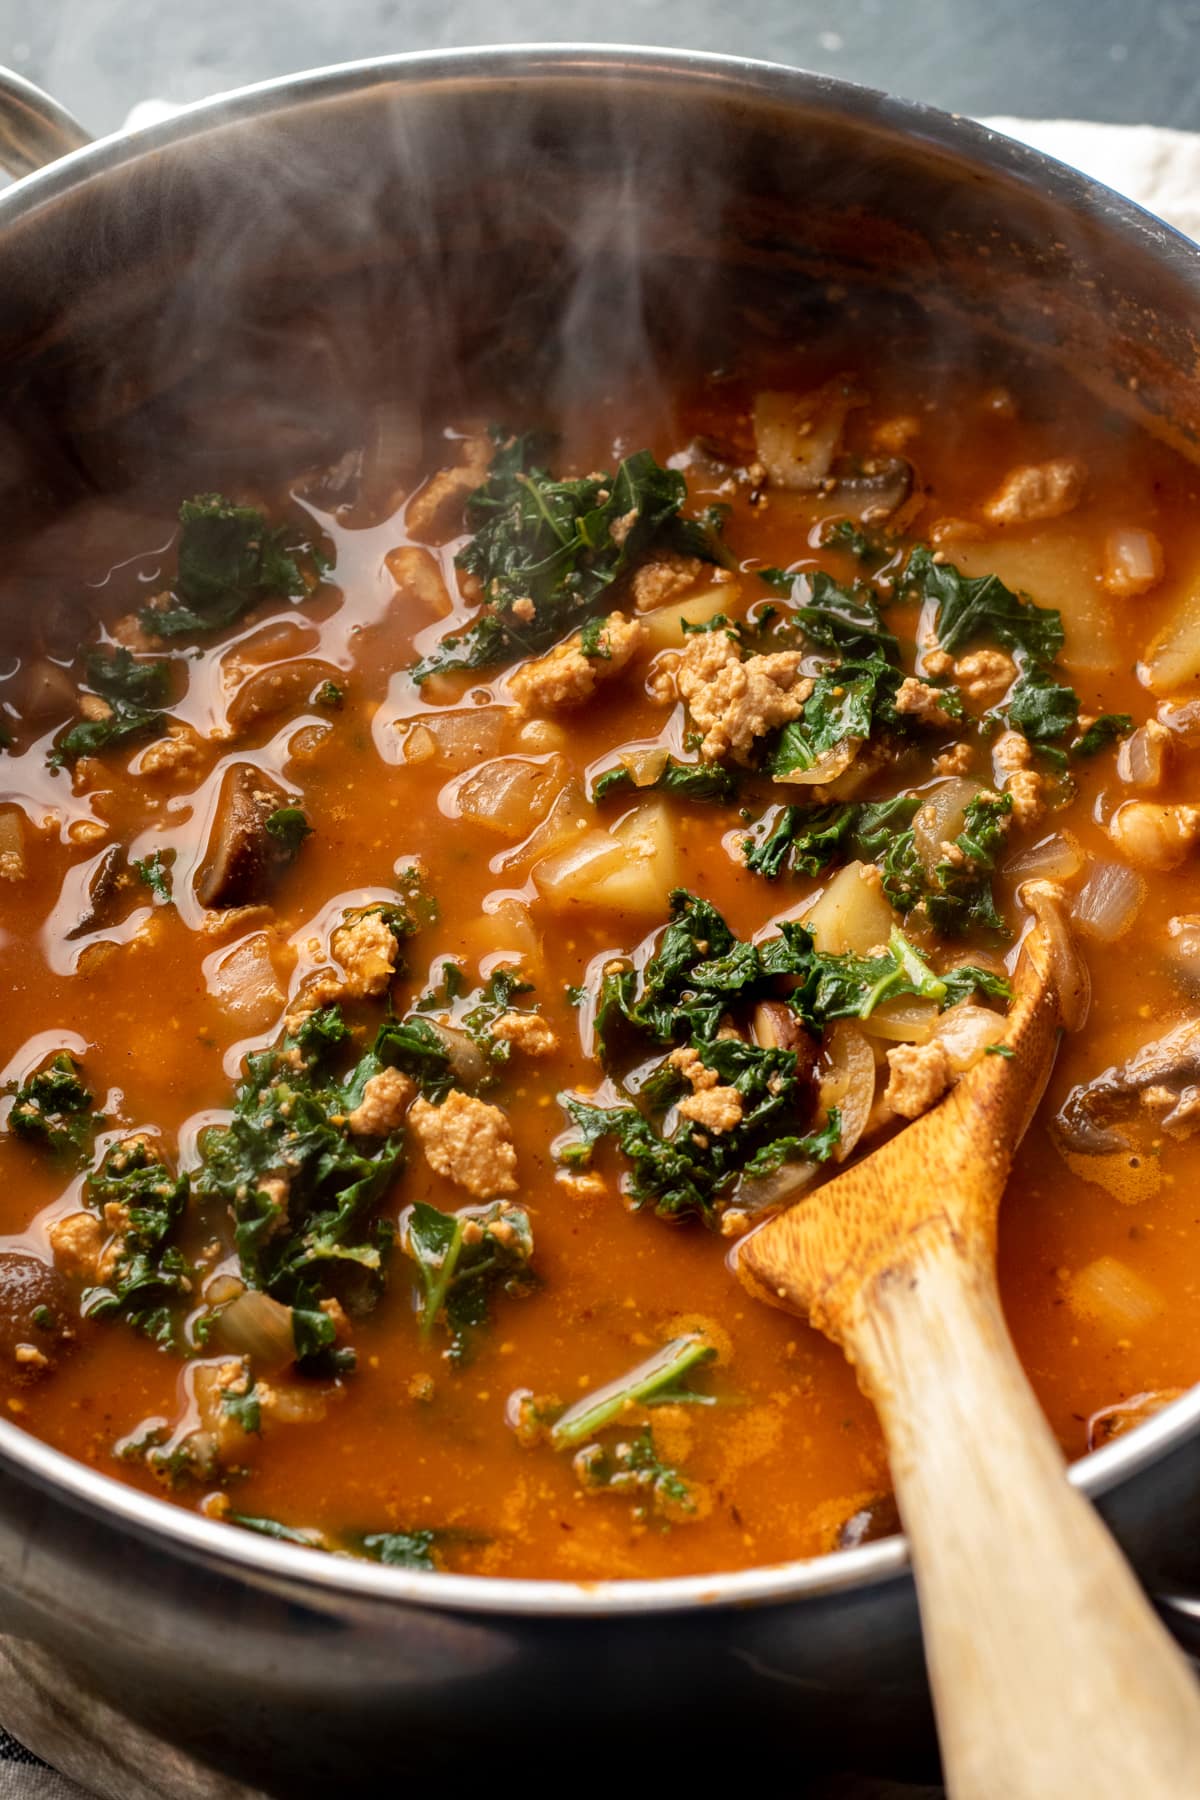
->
[847,1239,1200,1799]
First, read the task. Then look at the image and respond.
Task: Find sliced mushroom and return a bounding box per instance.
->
[1056,1016,1200,1154]
[826,455,913,523]
[195,764,295,910]
[0,1252,73,1376]
[64,845,128,940]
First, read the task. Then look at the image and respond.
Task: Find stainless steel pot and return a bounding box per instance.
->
[1,45,1200,1795]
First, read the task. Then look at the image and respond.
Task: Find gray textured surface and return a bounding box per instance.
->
[3,0,1200,137]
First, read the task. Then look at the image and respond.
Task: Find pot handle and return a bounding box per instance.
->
[0,66,91,181]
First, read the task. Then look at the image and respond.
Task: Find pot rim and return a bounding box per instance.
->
[1,40,1198,1619]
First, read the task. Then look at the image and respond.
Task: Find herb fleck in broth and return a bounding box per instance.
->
[0,327,1198,1581]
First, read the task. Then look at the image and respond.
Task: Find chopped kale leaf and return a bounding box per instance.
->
[264,807,313,857]
[402,1198,535,1363]
[1006,667,1079,743]
[54,648,173,764]
[411,433,699,681]
[196,1008,410,1327]
[133,850,173,903]
[906,545,1064,664]
[1073,712,1134,756]
[760,568,899,661]
[550,1335,717,1448]
[6,1052,96,1163]
[768,658,905,778]
[143,495,326,639]
[80,1137,192,1347]
[360,1529,439,1570]
[591,757,738,805]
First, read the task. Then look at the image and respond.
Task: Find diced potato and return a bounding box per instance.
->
[203,932,286,1032]
[453,756,563,837]
[952,529,1116,672]
[802,862,897,956]
[640,587,734,652]
[1141,590,1200,696]
[532,799,680,916]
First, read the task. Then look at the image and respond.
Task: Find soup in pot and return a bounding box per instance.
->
[0,321,1197,1580]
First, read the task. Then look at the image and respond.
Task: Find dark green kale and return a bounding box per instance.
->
[229,1512,330,1550]
[767,657,932,779]
[220,1370,263,1435]
[877,792,1014,935]
[905,546,1064,664]
[548,1335,717,1447]
[402,1199,535,1363]
[196,1007,414,1336]
[743,802,860,880]
[578,615,612,660]
[789,923,1009,1027]
[570,1430,700,1525]
[458,967,537,1066]
[590,758,738,805]
[142,495,327,639]
[132,850,173,903]
[411,433,697,681]
[79,1137,192,1347]
[1073,712,1134,756]
[54,648,172,764]
[360,1529,439,1570]
[760,568,900,661]
[313,679,344,710]
[1006,667,1079,743]
[264,807,313,858]
[6,1052,96,1163]
[823,518,891,562]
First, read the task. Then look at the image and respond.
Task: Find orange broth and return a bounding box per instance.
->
[0,333,1198,1581]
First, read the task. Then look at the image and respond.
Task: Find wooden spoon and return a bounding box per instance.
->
[738,891,1200,1797]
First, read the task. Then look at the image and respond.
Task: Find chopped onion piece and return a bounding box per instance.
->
[736,1157,822,1216]
[860,997,939,1044]
[1141,590,1200,695]
[1019,879,1090,1031]
[452,756,562,838]
[773,736,861,788]
[1116,723,1169,792]
[913,778,982,878]
[1003,831,1084,883]
[1072,862,1146,944]
[620,745,670,788]
[1068,1256,1165,1331]
[935,1003,1006,1072]
[1103,527,1163,599]
[819,1022,876,1159]
[216,1289,296,1369]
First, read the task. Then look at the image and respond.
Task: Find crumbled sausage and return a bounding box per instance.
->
[489,1011,558,1056]
[78,694,113,724]
[669,1045,743,1134]
[678,1084,744,1135]
[671,629,811,764]
[629,552,704,612]
[990,729,1050,827]
[893,677,958,729]
[935,742,975,777]
[136,723,204,779]
[409,1089,518,1196]
[48,1211,117,1284]
[345,1067,414,1136]
[885,1040,954,1119]
[385,545,453,618]
[953,648,1016,705]
[509,612,646,713]
[983,458,1086,525]
[405,436,491,542]
[288,911,400,1026]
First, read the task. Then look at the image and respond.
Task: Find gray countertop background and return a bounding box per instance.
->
[3,0,1200,138]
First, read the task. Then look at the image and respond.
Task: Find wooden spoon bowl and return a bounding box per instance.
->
[738,894,1200,1797]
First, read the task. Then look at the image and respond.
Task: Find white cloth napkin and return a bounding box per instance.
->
[0,109,1194,1800]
